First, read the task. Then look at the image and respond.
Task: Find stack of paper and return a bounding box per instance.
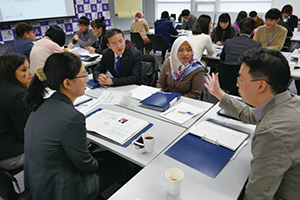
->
[97,90,123,104]
[129,85,161,100]
[86,109,152,146]
[74,95,102,115]
[159,102,206,124]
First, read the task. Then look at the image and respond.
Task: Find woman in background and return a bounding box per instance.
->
[211,13,236,46]
[25,52,131,200]
[157,36,206,100]
[87,18,108,54]
[29,25,65,73]
[0,53,32,170]
[130,12,152,54]
[232,11,247,34]
[281,4,298,30]
[188,14,214,60]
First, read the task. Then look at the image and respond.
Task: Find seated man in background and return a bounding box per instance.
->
[68,16,96,49]
[154,11,178,48]
[205,47,300,200]
[181,9,197,30]
[249,11,264,29]
[221,18,261,65]
[253,8,287,51]
[6,23,36,57]
[93,28,142,86]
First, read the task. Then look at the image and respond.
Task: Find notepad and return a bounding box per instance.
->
[85,109,152,146]
[189,119,249,151]
[159,102,206,124]
[139,92,181,111]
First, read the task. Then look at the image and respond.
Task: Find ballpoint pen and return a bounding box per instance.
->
[231,140,248,161]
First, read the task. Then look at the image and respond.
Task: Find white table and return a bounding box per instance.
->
[85,85,213,128]
[282,50,300,80]
[84,85,187,167]
[69,47,101,67]
[109,103,256,200]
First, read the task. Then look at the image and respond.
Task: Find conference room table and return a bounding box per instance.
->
[84,85,213,167]
[281,50,300,80]
[109,102,256,200]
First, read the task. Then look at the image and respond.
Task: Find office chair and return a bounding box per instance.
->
[147,34,169,62]
[0,168,31,200]
[140,54,159,87]
[130,32,146,54]
[217,62,241,96]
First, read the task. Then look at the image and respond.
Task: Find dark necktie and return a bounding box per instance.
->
[116,56,121,76]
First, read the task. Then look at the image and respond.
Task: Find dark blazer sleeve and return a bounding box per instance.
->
[93,48,112,81]
[8,90,30,140]
[112,46,142,86]
[62,112,99,173]
[169,23,178,36]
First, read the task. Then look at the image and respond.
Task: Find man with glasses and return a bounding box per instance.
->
[205,47,300,200]
[93,28,142,86]
[68,16,96,49]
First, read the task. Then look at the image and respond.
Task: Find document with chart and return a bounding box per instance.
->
[85,109,152,146]
[159,102,206,124]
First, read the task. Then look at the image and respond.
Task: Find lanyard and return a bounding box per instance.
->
[172,68,187,92]
[80,30,90,41]
[266,24,278,47]
[221,30,225,42]
[98,35,103,50]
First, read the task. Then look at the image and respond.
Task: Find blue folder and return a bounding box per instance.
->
[87,79,100,89]
[86,109,153,147]
[139,91,181,111]
[165,133,234,178]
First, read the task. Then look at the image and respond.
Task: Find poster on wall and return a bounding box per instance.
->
[0,0,111,44]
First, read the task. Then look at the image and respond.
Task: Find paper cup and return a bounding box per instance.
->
[142,132,156,153]
[165,168,184,195]
[122,92,132,106]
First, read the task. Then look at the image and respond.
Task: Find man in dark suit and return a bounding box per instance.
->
[93,28,142,86]
[221,18,261,65]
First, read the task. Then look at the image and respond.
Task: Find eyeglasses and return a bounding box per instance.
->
[237,76,272,85]
[109,39,124,47]
[73,71,89,80]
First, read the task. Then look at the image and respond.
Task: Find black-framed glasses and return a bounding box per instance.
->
[237,76,272,85]
[73,71,89,80]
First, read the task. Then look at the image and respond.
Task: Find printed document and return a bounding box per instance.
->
[129,85,161,100]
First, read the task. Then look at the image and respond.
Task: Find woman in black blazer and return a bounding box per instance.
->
[25,53,131,200]
[0,53,32,170]
[87,18,108,54]
[281,4,298,30]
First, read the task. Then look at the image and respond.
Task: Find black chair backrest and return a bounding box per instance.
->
[217,63,241,96]
[140,54,159,87]
[130,32,145,49]
[148,34,168,51]
[0,169,18,200]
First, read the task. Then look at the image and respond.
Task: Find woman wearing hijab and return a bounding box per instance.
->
[157,36,206,100]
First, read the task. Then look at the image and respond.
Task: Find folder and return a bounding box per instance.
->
[86,109,153,147]
[87,79,100,89]
[139,92,181,111]
[165,133,235,178]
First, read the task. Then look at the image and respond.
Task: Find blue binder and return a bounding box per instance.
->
[165,133,234,178]
[87,79,100,89]
[139,92,181,111]
[86,109,153,147]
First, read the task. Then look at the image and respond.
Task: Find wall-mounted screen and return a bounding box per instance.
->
[0,0,76,23]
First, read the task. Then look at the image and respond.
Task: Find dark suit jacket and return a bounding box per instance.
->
[287,15,298,30]
[221,34,261,65]
[93,45,142,86]
[24,92,99,200]
[154,18,178,47]
[0,82,29,160]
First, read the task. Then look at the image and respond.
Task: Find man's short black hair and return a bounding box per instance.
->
[249,11,257,18]
[181,9,190,17]
[241,47,290,94]
[105,28,124,43]
[239,18,255,35]
[15,23,33,37]
[78,16,90,26]
[265,8,281,20]
[45,25,65,47]
[161,11,169,19]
